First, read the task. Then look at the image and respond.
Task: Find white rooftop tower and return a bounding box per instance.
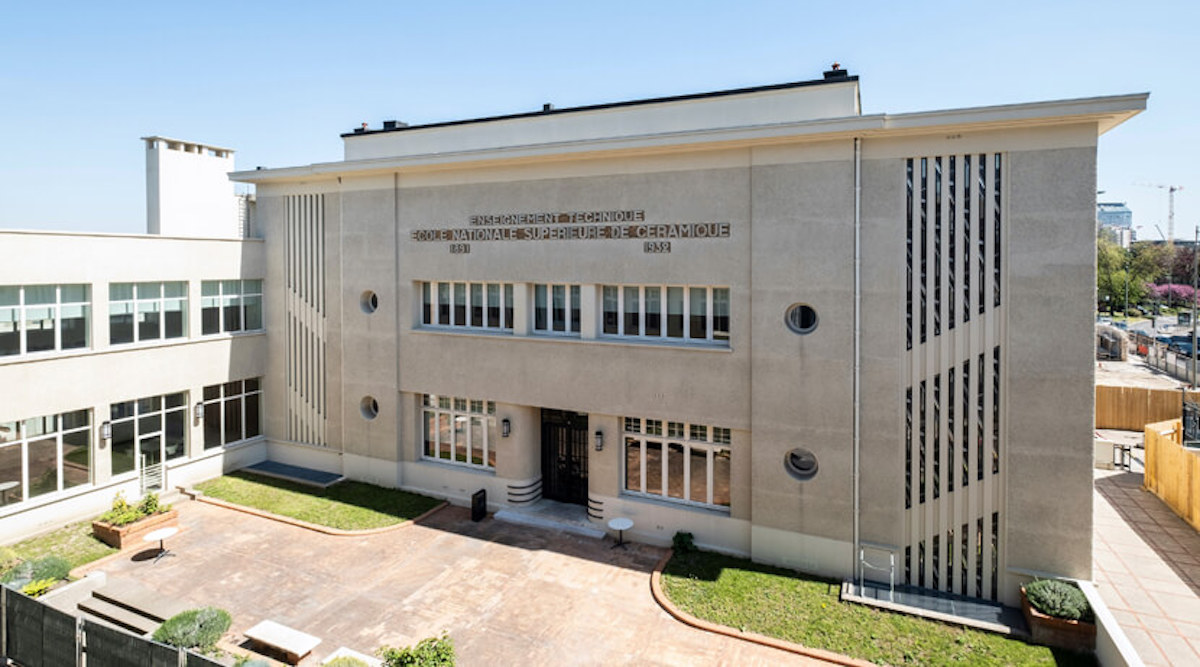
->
[143,136,241,237]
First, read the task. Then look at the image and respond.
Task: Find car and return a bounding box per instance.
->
[1169,341,1194,357]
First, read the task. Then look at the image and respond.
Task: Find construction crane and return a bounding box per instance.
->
[1138,183,1184,250]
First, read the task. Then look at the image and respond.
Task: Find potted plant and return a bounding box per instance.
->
[91,491,178,549]
[1020,579,1095,653]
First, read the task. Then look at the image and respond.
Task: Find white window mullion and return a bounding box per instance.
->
[700,286,710,340]
[638,286,645,336]
[660,442,668,498]
[639,439,646,493]
[617,287,625,337]
[686,285,696,338]
[707,449,715,505]
[683,443,692,502]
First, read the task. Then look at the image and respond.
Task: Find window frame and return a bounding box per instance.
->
[621,416,732,510]
[201,378,263,449]
[420,281,513,333]
[532,283,581,336]
[0,284,91,358]
[601,284,729,345]
[0,409,92,509]
[200,280,263,336]
[420,394,497,470]
[109,281,188,345]
[109,392,189,478]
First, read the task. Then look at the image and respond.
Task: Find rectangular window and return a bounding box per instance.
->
[600,284,730,346]
[420,394,496,470]
[420,282,513,333]
[532,284,580,335]
[622,416,731,509]
[200,280,262,335]
[471,283,484,328]
[624,286,640,336]
[109,282,188,345]
[109,391,188,476]
[0,409,92,507]
[0,284,90,357]
[200,379,262,449]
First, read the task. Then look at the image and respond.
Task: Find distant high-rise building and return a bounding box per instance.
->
[1098,201,1134,247]
[1098,201,1133,228]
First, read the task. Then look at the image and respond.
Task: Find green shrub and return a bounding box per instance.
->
[325,657,369,667]
[152,607,232,649]
[1026,579,1093,622]
[379,632,455,667]
[99,491,169,526]
[672,531,696,554]
[0,547,19,573]
[1,555,71,586]
[21,578,57,598]
[138,491,161,516]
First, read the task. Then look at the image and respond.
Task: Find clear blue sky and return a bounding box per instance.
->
[1,0,1195,237]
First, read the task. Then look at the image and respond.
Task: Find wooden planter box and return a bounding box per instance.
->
[1021,586,1096,654]
[92,509,179,550]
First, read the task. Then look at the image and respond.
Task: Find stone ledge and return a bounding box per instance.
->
[193,494,448,536]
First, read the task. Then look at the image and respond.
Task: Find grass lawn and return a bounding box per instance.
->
[1,520,117,575]
[196,472,442,530]
[661,550,1094,666]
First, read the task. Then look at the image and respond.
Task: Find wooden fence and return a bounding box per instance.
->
[1095,385,1200,431]
[1143,418,1200,531]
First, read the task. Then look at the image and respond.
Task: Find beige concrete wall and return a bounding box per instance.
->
[747,153,856,551]
[1003,141,1098,586]
[250,118,1108,586]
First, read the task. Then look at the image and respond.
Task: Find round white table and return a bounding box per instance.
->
[608,517,633,549]
[0,480,18,505]
[142,526,179,562]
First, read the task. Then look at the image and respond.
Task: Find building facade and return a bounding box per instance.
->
[2,71,1145,609]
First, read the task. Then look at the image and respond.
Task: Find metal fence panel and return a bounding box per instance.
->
[84,619,150,667]
[5,588,44,667]
[149,639,181,667]
[40,604,77,667]
[185,651,226,667]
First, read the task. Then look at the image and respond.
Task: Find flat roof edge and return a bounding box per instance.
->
[340,76,860,138]
[234,92,1149,184]
[0,228,263,242]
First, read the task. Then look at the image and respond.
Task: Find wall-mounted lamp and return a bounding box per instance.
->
[194,402,204,425]
[501,418,511,438]
[594,429,604,452]
[100,421,112,441]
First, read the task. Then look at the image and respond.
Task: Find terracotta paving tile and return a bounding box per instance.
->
[78,501,825,665]
[1154,633,1200,667]
[1176,620,1200,640]
[1122,626,1167,666]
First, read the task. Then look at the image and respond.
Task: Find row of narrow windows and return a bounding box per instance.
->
[905,347,1001,508]
[905,513,999,601]
[906,154,1002,350]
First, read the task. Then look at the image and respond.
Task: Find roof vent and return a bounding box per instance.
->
[382,120,408,130]
[542,103,554,112]
[823,62,849,80]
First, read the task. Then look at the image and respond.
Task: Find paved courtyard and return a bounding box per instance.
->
[80,500,826,665]
[1094,469,1200,666]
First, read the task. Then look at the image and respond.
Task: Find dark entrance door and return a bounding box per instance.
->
[541,409,589,505]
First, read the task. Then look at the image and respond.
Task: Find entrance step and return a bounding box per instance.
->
[93,575,189,622]
[78,596,161,636]
[494,499,605,539]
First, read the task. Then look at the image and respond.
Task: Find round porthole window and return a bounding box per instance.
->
[785,303,818,335]
[784,448,819,481]
[360,290,379,314]
[360,396,379,420]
